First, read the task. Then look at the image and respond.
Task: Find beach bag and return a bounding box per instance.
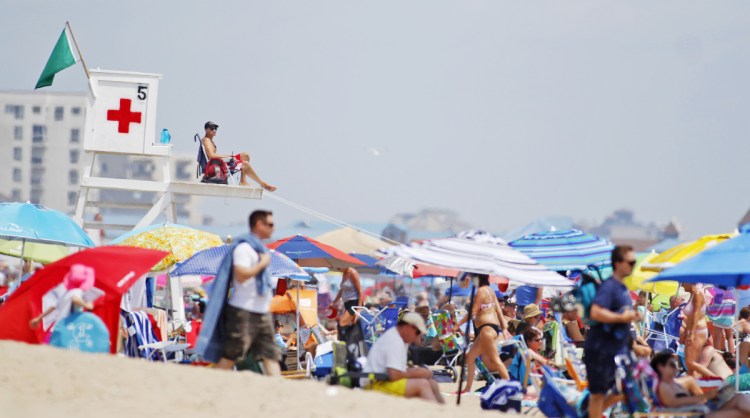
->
[706,288,735,329]
[615,354,650,415]
[480,380,523,413]
[202,158,228,184]
[49,311,110,353]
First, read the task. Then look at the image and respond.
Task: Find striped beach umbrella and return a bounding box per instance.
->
[508,229,614,272]
[171,245,306,279]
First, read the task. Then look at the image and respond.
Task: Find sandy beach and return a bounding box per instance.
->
[0,341,522,418]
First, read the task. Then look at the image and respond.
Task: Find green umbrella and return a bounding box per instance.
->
[0,239,70,264]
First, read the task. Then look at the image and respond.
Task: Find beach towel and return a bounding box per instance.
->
[195,234,269,363]
[49,311,110,353]
[706,288,735,329]
[480,380,523,412]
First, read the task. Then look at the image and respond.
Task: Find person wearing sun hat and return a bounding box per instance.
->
[360,312,445,404]
[523,303,545,331]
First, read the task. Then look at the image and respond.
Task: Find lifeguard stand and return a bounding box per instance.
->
[73,69,263,231]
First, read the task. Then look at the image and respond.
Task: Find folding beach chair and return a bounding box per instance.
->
[123,310,161,360]
[615,353,708,418]
[194,133,242,185]
[646,306,683,353]
[431,310,466,367]
[537,366,579,418]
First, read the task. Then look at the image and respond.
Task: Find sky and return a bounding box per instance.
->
[3,1,750,239]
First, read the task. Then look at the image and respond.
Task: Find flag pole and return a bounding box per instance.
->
[65,21,89,79]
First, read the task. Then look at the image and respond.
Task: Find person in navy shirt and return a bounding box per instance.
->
[584,245,641,418]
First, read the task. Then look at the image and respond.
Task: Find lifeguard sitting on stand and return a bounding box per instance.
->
[201,121,277,191]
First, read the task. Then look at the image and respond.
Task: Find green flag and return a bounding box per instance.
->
[35,28,77,89]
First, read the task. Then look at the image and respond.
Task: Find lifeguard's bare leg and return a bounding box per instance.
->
[238,152,276,191]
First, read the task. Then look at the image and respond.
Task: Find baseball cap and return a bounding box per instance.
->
[204,121,219,129]
[400,312,428,335]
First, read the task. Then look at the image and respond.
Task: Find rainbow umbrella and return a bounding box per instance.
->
[267,235,366,269]
[115,225,223,271]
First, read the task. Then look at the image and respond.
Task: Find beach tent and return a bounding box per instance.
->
[315,227,393,257]
[0,246,168,353]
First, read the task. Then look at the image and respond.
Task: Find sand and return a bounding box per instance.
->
[0,341,522,417]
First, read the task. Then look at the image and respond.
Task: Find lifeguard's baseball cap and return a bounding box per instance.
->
[204,121,219,130]
[400,312,428,335]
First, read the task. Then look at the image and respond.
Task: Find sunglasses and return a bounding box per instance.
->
[411,325,422,336]
[208,126,218,131]
[264,221,275,227]
[667,361,678,369]
[624,260,637,267]
[532,338,543,342]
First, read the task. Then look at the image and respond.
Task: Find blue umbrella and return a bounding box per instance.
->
[0,202,93,247]
[509,229,613,272]
[649,232,750,287]
[171,245,306,279]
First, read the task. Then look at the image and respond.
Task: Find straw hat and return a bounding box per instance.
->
[523,303,542,319]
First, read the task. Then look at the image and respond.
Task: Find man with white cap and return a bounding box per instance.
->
[361,312,445,404]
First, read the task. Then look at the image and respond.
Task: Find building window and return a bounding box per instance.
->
[11,189,21,200]
[13,147,22,161]
[31,154,42,164]
[14,126,23,140]
[70,128,80,143]
[32,125,46,143]
[5,105,24,120]
[68,169,79,185]
[30,190,42,204]
[71,107,82,116]
[32,106,41,114]
[54,106,64,121]
[70,150,80,164]
[12,168,21,182]
[67,191,78,206]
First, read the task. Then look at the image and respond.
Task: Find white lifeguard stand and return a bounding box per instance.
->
[73,69,263,231]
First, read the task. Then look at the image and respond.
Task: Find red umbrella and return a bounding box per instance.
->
[267,235,366,269]
[0,246,168,353]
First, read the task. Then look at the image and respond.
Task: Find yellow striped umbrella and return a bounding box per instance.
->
[625,252,679,295]
[117,225,223,271]
[641,233,737,273]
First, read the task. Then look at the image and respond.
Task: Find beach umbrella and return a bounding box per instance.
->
[641,233,737,273]
[171,245,306,278]
[114,224,223,271]
[649,231,750,389]
[380,237,573,288]
[624,252,680,295]
[315,227,393,257]
[267,235,366,269]
[0,239,69,264]
[0,246,168,352]
[508,228,613,272]
[0,202,94,265]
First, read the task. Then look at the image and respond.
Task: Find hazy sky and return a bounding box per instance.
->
[4,1,750,238]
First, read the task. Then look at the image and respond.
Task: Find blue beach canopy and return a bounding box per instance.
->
[0,202,93,247]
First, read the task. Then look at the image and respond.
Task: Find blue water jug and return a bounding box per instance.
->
[160,128,171,144]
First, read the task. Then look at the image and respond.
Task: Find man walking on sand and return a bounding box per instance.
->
[361,312,445,404]
[584,245,641,417]
[197,210,280,376]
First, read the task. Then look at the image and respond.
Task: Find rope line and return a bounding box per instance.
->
[264,193,401,246]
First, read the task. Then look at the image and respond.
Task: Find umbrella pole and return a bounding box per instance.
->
[456,282,476,405]
[449,276,454,304]
[736,287,740,391]
[296,283,301,371]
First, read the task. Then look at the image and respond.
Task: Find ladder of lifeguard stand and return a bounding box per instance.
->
[73,69,263,232]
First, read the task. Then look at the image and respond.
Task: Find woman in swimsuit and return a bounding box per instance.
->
[735,307,750,371]
[652,350,749,418]
[454,274,510,393]
[683,283,714,378]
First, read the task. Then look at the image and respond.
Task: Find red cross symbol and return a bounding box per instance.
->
[106,98,142,134]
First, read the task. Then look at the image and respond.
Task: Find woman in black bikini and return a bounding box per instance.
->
[652,350,749,418]
[454,274,510,393]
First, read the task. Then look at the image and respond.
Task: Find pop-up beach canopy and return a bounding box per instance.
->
[0,246,168,353]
